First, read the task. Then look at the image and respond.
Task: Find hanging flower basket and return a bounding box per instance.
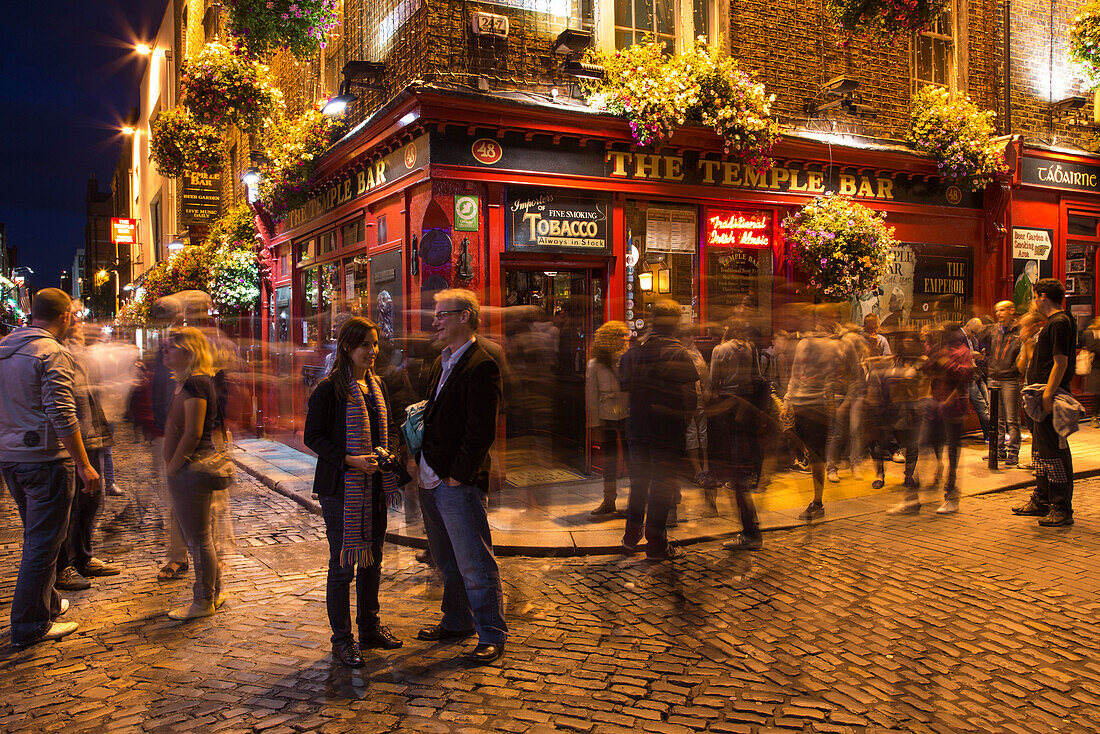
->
[150,107,225,179]
[207,204,259,248]
[1070,1,1100,85]
[181,43,284,133]
[783,194,896,301]
[586,38,778,170]
[225,0,340,60]
[258,105,342,222]
[908,86,1007,191]
[826,0,950,42]
[211,248,261,313]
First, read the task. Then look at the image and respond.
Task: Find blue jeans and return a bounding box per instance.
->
[2,460,74,645]
[319,490,386,644]
[419,483,507,645]
[58,448,104,571]
[969,379,991,440]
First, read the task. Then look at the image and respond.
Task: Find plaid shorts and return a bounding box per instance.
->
[1034,458,1069,484]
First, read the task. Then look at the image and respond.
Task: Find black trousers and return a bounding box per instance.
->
[319,486,386,644]
[1031,414,1073,513]
[57,448,104,571]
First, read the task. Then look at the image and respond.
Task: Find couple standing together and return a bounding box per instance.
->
[304,289,507,669]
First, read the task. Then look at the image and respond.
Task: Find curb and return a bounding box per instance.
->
[234,450,1099,558]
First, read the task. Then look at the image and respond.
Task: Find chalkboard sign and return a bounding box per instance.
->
[705,247,773,324]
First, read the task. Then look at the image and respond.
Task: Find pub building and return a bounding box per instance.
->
[258,84,993,485]
[1003,140,1100,331]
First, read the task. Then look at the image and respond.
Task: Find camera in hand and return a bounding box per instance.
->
[374,446,413,486]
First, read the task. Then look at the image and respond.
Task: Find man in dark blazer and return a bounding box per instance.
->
[413,289,507,665]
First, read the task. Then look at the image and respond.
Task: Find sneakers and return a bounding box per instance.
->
[55,566,91,591]
[1038,508,1074,527]
[722,534,763,551]
[1091,417,1100,429]
[871,476,885,490]
[77,558,121,577]
[645,544,684,561]
[890,451,906,464]
[105,483,124,496]
[1011,498,1049,516]
[826,468,840,483]
[886,500,920,515]
[1005,455,1019,466]
[798,502,825,521]
[14,621,79,648]
[936,499,959,515]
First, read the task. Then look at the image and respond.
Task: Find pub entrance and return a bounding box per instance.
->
[501,265,606,486]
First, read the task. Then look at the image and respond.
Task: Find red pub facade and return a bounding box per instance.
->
[258,84,1012,478]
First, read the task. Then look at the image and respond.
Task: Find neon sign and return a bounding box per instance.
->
[111,218,137,245]
[705,209,771,248]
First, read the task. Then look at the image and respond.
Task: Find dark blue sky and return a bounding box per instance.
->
[0,0,162,292]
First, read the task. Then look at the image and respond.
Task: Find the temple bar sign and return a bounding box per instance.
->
[181,171,221,223]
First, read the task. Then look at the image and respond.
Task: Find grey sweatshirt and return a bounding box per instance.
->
[0,327,80,462]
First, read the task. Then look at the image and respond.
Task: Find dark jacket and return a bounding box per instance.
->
[619,332,698,450]
[304,374,399,497]
[987,323,1022,380]
[419,337,502,492]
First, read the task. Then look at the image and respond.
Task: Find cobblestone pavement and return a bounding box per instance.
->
[2,437,1100,734]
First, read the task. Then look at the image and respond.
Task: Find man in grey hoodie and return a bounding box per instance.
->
[0,288,102,647]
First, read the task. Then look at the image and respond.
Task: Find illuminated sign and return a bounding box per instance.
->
[111,218,137,245]
[1020,156,1100,193]
[181,171,221,224]
[506,187,610,251]
[705,209,771,248]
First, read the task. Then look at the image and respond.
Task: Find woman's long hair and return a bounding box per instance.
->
[167,327,215,381]
[329,316,380,402]
[592,321,628,369]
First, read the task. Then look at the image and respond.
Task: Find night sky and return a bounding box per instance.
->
[0,0,161,292]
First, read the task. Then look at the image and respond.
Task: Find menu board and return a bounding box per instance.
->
[705,247,773,323]
[645,207,697,253]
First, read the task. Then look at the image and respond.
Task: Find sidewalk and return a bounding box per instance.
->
[232,428,1100,556]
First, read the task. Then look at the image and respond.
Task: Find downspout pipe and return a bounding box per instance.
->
[1004,0,1012,134]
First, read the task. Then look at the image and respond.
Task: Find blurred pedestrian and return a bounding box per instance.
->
[890,324,973,515]
[619,299,697,560]
[414,289,507,665]
[680,326,713,498]
[1013,279,1077,526]
[964,318,992,445]
[986,301,1023,466]
[304,317,405,668]
[54,312,120,591]
[709,317,764,548]
[162,327,230,620]
[826,323,868,482]
[877,331,925,491]
[0,288,101,647]
[1078,316,1100,428]
[783,306,838,521]
[1015,311,1045,470]
[586,320,630,517]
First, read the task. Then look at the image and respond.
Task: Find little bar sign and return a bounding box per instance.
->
[706,209,771,248]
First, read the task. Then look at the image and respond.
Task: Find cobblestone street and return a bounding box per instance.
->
[3,437,1100,734]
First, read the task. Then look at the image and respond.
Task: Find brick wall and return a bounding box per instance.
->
[1009,0,1091,148]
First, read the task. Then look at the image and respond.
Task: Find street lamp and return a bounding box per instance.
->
[122,125,136,136]
[135,43,153,55]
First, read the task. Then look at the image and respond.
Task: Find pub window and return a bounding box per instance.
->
[613,0,675,51]
[319,229,338,255]
[150,195,162,263]
[342,218,365,247]
[625,200,698,332]
[297,237,315,264]
[912,1,957,92]
[1068,214,1100,239]
[377,214,388,246]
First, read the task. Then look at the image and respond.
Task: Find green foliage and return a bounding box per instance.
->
[210,248,261,313]
[207,204,259,247]
[586,38,778,170]
[826,0,950,43]
[224,0,341,60]
[149,107,225,179]
[1070,1,1100,87]
[181,43,284,133]
[782,194,896,301]
[258,106,343,221]
[908,86,1007,191]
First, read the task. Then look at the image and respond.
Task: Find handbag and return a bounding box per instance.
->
[402,399,428,455]
[1076,348,1094,376]
[189,450,235,491]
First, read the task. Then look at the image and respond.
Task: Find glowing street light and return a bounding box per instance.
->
[136,43,153,55]
[122,125,135,136]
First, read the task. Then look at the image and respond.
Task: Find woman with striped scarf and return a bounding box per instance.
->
[305,317,404,668]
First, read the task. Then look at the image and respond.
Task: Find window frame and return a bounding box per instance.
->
[597,0,718,54]
[911,0,966,95]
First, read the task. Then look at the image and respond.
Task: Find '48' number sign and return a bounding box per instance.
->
[470,12,509,39]
[471,138,503,165]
